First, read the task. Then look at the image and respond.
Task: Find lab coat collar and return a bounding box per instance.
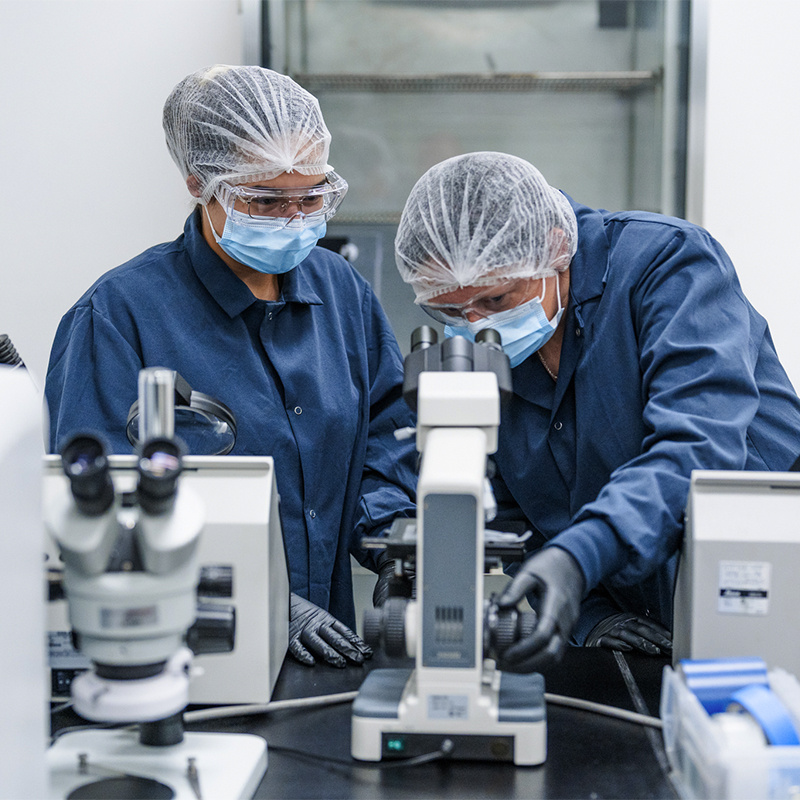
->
[509,197,607,411]
[185,209,261,318]
[563,195,609,310]
[280,261,324,307]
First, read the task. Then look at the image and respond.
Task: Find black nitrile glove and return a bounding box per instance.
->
[372,556,396,608]
[495,547,584,673]
[372,553,415,608]
[585,613,672,655]
[288,593,373,668]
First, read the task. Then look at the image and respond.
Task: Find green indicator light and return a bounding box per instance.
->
[386,737,405,752]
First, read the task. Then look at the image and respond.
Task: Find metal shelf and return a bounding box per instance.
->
[294,70,661,94]
[331,212,403,226]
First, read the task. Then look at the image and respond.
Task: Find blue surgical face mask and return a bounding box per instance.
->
[444,275,564,368]
[204,205,325,274]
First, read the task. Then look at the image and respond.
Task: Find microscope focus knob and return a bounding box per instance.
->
[383,597,409,658]
[486,604,538,660]
[493,611,521,654]
[362,597,409,658]
[362,607,384,650]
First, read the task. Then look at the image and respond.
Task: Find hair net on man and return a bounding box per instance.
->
[395,152,578,303]
[163,65,333,204]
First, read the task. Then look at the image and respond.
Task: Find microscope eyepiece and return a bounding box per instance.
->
[60,434,114,516]
[410,325,438,352]
[137,438,183,515]
[441,335,474,372]
[475,328,503,351]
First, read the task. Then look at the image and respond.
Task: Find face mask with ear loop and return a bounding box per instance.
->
[444,274,564,368]
[203,204,326,275]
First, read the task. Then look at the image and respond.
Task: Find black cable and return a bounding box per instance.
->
[268,742,452,770]
[49,720,132,746]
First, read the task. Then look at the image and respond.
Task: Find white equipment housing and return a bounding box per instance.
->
[674,469,800,675]
[0,367,48,800]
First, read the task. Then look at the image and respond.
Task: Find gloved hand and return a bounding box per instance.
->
[372,556,396,608]
[372,553,415,608]
[495,547,584,673]
[585,613,672,655]
[288,593,373,668]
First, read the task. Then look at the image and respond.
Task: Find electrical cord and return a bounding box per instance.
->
[253,693,660,770]
[182,690,360,723]
[50,686,662,769]
[268,741,453,770]
[50,720,131,746]
[182,689,661,731]
[544,692,662,729]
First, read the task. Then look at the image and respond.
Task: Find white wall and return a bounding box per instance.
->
[688,0,800,387]
[0,0,245,389]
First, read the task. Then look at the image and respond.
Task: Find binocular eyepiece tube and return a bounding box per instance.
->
[60,433,184,516]
[61,434,115,517]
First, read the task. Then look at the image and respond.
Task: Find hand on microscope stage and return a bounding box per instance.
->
[289,593,373,668]
[585,613,672,655]
[495,547,584,673]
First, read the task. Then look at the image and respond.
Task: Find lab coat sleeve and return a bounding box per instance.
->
[45,304,142,455]
[554,225,762,592]
[350,289,418,572]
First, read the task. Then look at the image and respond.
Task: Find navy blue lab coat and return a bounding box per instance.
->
[493,198,800,643]
[45,210,418,628]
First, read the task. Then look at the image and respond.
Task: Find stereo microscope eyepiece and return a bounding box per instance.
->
[60,433,115,517]
[137,437,184,515]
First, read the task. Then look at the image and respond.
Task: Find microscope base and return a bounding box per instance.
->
[351,668,546,766]
[47,728,267,799]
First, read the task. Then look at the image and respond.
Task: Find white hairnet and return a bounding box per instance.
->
[395,152,578,303]
[163,65,333,204]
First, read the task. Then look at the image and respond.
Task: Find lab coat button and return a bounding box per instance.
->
[553,421,563,431]
[575,327,582,337]
[294,406,302,415]
[309,509,316,519]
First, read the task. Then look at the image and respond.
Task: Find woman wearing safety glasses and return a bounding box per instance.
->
[395,151,800,672]
[45,65,417,669]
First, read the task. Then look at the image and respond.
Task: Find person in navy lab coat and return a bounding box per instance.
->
[45,65,417,668]
[394,151,800,671]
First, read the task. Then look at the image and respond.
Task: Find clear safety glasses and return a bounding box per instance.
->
[216,171,348,229]
[420,276,552,326]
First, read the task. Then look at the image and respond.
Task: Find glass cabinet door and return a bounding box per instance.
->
[261,0,690,348]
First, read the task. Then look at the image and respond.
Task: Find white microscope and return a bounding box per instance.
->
[351,327,546,766]
[46,369,268,800]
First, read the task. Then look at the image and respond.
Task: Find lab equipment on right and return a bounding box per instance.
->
[672,470,800,678]
[662,657,800,799]
[664,468,800,798]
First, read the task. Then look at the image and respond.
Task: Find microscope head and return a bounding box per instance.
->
[46,432,204,722]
